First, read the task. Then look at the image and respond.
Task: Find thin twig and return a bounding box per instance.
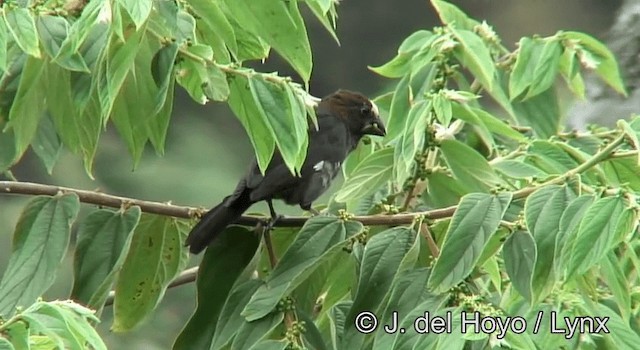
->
[420,223,440,258]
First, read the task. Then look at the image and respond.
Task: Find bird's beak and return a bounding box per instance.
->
[362,119,386,136]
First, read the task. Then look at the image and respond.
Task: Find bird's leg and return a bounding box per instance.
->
[263,199,282,267]
[265,199,283,231]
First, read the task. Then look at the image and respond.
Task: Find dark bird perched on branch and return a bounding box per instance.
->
[185,90,386,254]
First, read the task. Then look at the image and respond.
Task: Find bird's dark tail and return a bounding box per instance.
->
[185,195,252,254]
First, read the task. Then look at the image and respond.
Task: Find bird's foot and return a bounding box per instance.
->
[262,214,284,232]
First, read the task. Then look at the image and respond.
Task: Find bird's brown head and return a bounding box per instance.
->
[317,90,386,137]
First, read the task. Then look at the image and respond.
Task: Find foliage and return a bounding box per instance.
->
[1,0,640,349]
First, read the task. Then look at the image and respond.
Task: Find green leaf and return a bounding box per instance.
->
[203,65,230,102]
[430,0,480,31]
[336,147,394,203]
[31,113,62,174]
[228,75,276,173]
[601,252,631,322]
[118,0,153,28]
[526,140,580,175]
[510,37,562,100]
[100,28,146,121]
[524,185,575,303]
[557,195,594,274]
[424,170,473,207]
[386,300,448,350]
[509,37,536,99]
[561,31,627,96]
[231,312,284,350]
[249,339,289,350]
[0,16,7,71]
[113,214,188,331]
[342,227,415,350]
[36,15,87,72]
[151,43,179,112]
[451,29,495,91]
[525,39,562,99]
[583,303,640,349]
[0,194,80,316]
[493,159,547,179]
[439,139,504,192]
[173,227,260,350]
[451,102,526,142]
[369,30,435,78]
[211,280,263,350]
[242,216,362,321]
[567,196,625,276]
[0,121,16,172]
[71,207,141,310]
[372,268,438,349]
[385,74,412,141]
[7,56,46,158]
[249,76,308,174]
[3,8,40,58]
[223,0,312,82]
[394,100,430,183]
[188,0,237,55]
[428,192,512,293]
[513,87,560,139]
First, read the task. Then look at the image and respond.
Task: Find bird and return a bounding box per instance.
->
[185,90,386,254]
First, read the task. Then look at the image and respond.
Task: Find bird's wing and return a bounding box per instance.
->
[249,115,353,203]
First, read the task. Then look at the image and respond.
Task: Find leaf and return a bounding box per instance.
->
[385,74,412,141]
[223,0,312,82]
[369,30,435,78]
[524,185,575,303]
[503,231,536,301]
[242,216,362,321]
[428,192,512,293]
[493,159,547,179]
[561,31,627,96]
[0,16,7,71]
[336,147,394,203]
[394,100,430,183]
[557,195,594,274]
[601,252,631,322]
[430,0,480,31]
[451,28,495,91]
[525,39,562,99]
[439,139,504,192]
[7,56,46,159]
[211,280,263,350]
[512,87,560,139]
[112,214,188,331]
[173,227,260,350]
[151,43,179,112]
[230,312,284,350]
[3,8,40,57]
[451,102,526,142]
[583,303,640,349]
[342,227,415,350]
[187,0,237,58]
[249,76,308,174]
[71,207,141,310]
[386,300,448,350]
[0,194,80,316]
[118,0,153,28]
[509,37,536,99]
[31,113,62,174]
[567,196,625,276]
[228,75,276,173]
[204,65,230,102]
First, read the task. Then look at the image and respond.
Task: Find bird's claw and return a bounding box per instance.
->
[262,214,284,232]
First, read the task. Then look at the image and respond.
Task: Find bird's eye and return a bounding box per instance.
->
[360,105,371,116]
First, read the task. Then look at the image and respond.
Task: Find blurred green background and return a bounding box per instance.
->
[0,1,620,348]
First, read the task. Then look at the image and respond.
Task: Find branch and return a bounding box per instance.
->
[0,181,457,226]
